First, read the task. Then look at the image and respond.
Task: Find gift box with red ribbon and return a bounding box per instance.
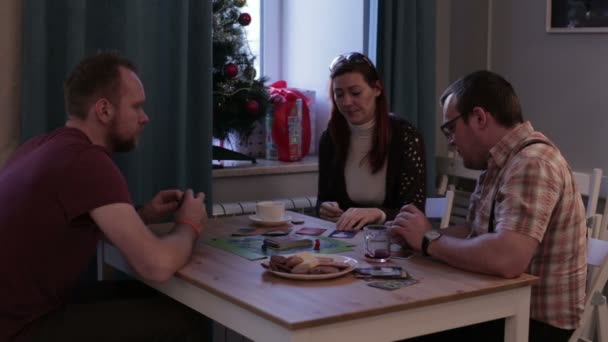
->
[266,81,312,162]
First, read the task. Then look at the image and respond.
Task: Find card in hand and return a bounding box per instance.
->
[367,278,418,291]
[328,230,357,239]
[295,227,327,236]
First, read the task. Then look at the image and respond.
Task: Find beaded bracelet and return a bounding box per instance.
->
[176,219,201,238]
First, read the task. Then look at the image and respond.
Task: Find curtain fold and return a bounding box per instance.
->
[376,0,437,196]
[21,0,213,206]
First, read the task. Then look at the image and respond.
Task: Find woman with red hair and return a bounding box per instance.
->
[317,52,426,231]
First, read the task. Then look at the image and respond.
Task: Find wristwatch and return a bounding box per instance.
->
[421,230,442,256]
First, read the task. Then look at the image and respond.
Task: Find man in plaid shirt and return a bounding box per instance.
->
[391,70,587,342]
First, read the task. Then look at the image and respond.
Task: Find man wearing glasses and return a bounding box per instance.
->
[391,70,587,342]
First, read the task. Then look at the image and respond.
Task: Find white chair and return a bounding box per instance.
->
[425,190,455,229]
[569,231,608,342]
[573,168,603,220]
[437,151,480,226]
[586,215,604,291]
[597,178,608,242]
[437,151,481,196]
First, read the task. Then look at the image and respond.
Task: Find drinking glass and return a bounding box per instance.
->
[364,225,391,262]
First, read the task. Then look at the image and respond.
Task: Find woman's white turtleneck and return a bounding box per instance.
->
[344,118,387,205]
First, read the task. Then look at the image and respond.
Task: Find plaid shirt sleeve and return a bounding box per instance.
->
[495,155,563,241]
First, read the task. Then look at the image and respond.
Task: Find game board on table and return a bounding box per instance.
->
[206,235,354,260]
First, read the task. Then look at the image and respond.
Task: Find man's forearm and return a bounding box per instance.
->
[427,230,533,279]
[439,224,471,238]
[149,224,197,280]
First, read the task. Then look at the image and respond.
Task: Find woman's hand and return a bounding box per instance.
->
[336,208,385,231]
[319,201,344,222]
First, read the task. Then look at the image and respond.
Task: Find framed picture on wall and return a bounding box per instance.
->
[547,0,608,33]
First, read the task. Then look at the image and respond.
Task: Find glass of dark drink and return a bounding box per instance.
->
[364,225,391,262]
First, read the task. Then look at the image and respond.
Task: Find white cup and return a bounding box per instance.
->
[256,201,285,221]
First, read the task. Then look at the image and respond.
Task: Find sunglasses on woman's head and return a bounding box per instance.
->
[329,52,374,72]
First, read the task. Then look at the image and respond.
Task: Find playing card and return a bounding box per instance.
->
[355,266,403,277]
[367,278,418,291]
[328,230,357,239]
[295,227,327,236]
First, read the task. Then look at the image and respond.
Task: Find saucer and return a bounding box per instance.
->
[248,214,292,226]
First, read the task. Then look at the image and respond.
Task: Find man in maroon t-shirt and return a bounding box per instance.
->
[0,52,209,341]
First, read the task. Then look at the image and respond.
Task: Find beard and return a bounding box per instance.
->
[111,134,137,153]
[108,119,138,153]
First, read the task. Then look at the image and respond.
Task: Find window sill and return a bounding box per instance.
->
[212,155,319,203]
[213,155,318,178]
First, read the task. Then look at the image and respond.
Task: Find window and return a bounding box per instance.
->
[243,0,261,74]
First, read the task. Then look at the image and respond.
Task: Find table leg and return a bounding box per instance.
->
[503,286,531,342]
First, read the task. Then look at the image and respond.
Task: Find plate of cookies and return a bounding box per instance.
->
[261,252,358,280]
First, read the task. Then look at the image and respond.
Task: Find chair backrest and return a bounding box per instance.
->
[425,190,455,229]
[437,152,480,226]
[573,168,603,219]
[586,214,604,290]
[437,151,481,196]
[569,233,608,342]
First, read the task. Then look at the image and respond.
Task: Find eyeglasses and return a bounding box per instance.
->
[440,114,464,140]
[329,52,374,73]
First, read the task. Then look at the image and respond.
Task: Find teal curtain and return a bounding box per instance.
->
[376,0,437,196]
[21,0,213,206]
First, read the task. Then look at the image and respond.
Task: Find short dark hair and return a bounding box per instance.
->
[64,51,137,119]
[440,70,524,127]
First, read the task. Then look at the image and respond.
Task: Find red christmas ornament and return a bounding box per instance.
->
[223,63,238,78]
[245,99,259,115]
[238,13,252,26]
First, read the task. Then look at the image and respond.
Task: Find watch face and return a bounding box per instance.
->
[425,230,441,240]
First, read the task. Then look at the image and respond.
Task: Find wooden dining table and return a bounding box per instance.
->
[103,211,538,342]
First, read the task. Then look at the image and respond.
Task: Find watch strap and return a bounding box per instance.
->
[422,231,441,257]
[422,235,431,256]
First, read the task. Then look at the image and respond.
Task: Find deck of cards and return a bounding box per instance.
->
[354,266,418,291]
[367,278,418,291]
[355,266,405,278]
[263,235,313,250]
[355,266,418,291]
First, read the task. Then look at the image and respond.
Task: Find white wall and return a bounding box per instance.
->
[266,0,366,152]
[490,0,608,173]
[443,0,608,174]
[435,0,489,159]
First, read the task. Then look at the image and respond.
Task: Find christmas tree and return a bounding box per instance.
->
[212,0,270,142]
